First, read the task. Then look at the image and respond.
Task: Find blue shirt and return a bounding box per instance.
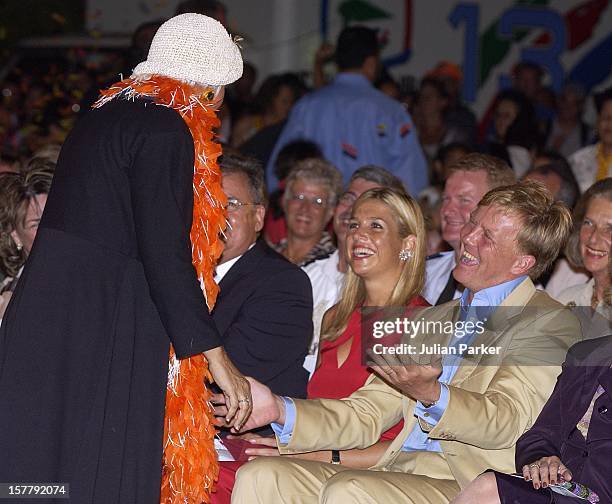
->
[273,276,528,450]
[265,73,427,196]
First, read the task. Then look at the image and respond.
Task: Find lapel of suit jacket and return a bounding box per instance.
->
[377,302,460,468]
[450,278,535,386]
[213,240,266,330]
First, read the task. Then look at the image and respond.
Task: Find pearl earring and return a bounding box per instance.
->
[399,249,413,261]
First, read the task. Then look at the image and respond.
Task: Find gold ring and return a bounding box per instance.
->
[529,463,540,469]
[238,398,250,404]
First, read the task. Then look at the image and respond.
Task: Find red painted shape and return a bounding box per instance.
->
[404,0,413,50]
[534,0,609,49]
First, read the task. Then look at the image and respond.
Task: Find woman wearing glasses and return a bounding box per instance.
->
[273,158,342,267]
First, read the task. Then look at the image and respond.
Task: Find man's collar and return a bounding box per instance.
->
[215,242,256,284]
[461,276,528,308]
[333,72,372,87]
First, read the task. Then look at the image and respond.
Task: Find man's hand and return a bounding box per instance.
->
[204,346,252,430]
[522,456,572,489]
[367,349,443,405]
[212,376,286,432]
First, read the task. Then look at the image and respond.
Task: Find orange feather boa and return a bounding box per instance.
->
[95,75,226,503]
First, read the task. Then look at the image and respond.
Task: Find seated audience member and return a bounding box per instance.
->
[273,158,342,266]
[262,140,323,246]
[522,157,582,289]
[231,73,303,148]
[451,335,612,504]
[0,158,54,320]
[420,143,474,255]
[303,166,406,372]
[223,182,580,504]
[414,77,470,167]
[426,61,477,145]
[212,187,428,503]
[553,178,611,310]
[522,156,580,209]
[569,87,612,193]
[538,150,589,296]
[424,153,515,305]
[486,90,540,177]
[212,153,312,400]
[431,141,473,188]
[545,82,591,159]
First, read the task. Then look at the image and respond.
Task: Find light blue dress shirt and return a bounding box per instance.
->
[265,73,427,196]
[273,276,528,451]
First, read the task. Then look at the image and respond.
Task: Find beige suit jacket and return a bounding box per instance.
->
[279,279,581,488]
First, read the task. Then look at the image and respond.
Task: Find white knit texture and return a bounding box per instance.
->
[132,13,243,86]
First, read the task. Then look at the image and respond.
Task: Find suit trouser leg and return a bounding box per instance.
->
[231,456,461,504]
[232,457,350,504]
[321,469,461,503]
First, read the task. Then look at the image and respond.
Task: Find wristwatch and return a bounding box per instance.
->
[331,450,341,465]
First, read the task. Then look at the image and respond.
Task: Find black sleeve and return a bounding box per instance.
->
[514,358,572,470]
[128,117,221,358]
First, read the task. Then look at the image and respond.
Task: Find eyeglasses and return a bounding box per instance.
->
[225,197,260,212]
[287,193,327,208]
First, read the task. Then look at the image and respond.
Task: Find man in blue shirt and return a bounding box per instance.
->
[266,26,427,196]
[220,182,582,504]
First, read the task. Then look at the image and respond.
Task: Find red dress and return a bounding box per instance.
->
[212,296,429,503]
[308,295,429,440]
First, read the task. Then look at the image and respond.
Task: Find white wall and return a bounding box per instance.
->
[86,0,612,116]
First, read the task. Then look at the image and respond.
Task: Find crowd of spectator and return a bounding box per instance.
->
[1,1,611,503]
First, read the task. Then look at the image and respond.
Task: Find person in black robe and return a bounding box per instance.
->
[0,13,252,504]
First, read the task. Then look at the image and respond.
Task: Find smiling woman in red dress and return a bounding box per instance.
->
[212,187,429,503]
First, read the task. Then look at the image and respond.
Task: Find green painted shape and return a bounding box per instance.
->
[479,0,549,86]
[338,0,392,23]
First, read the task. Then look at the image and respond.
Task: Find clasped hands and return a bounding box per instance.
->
[212,376,285,433]
[367,348,443,405]
[522,456,572,490]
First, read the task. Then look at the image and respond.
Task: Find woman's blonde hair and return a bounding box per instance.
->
[322,188,426,342]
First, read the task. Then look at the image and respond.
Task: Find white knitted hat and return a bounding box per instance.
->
[132,13,243,86]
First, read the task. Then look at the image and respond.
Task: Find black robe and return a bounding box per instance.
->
[0,97,222,503]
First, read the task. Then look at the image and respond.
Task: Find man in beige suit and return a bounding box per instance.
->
[221,182,581,504]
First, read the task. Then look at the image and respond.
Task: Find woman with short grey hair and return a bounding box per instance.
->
[275,158,342,266]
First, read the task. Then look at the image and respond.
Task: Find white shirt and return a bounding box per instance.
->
[557,278,595,306]
[569,144,612,193]
[213,243,256,284]
[302,250,345,375]
[546,258,590,300]
[423,251,461,305]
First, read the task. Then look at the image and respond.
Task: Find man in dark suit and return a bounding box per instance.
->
[213,153,312,399]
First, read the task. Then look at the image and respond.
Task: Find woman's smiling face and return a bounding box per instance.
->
[346,199,408,280]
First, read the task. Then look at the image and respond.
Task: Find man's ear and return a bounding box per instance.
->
[362,55,379,81]
[254,205,266,233]
[511,254,536,276]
